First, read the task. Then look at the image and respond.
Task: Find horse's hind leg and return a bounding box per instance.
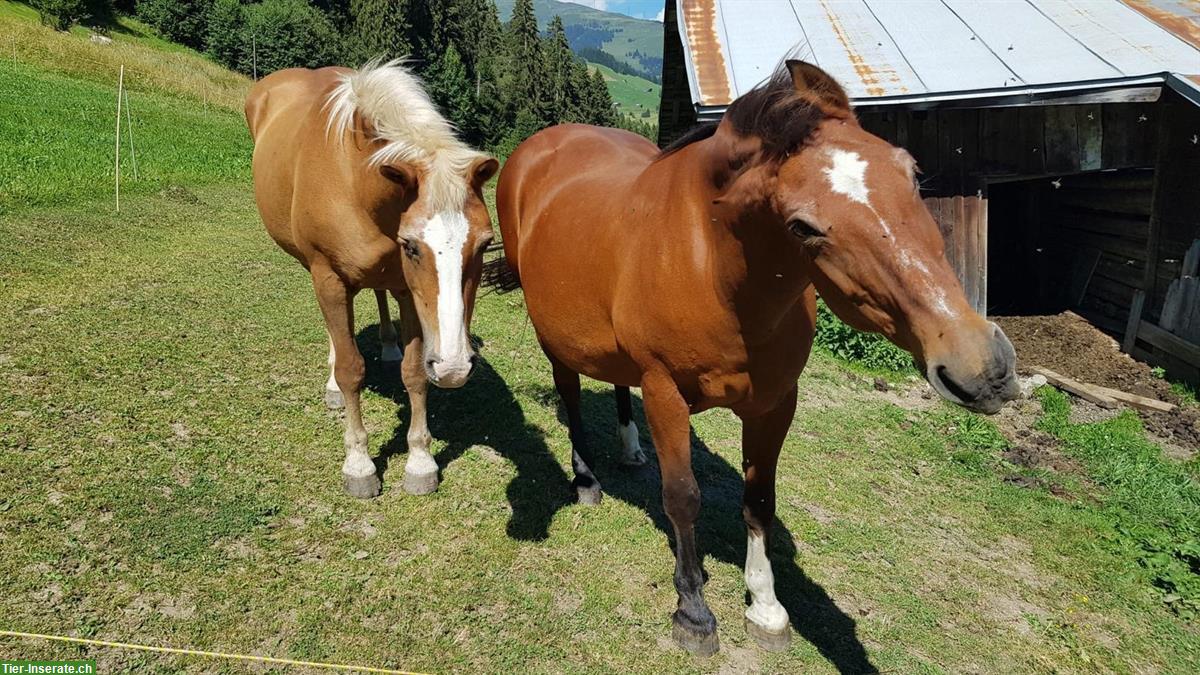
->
[312,265,381,499]
[375,289,402,362]
[396,291,439,495]
[614,386,646,466]
[736,385,796,651]
[549,355,601,505]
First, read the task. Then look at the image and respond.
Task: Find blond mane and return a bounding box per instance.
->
[325,58,486,213]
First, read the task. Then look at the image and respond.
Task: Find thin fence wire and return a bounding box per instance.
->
[0,630,427,675]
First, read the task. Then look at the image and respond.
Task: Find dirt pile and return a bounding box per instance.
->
[995,312,1199,453]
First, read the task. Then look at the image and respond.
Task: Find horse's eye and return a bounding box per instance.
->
[788,219,823,241]
[401,239,420,260]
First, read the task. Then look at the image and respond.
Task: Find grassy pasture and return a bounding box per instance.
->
[0,60,251,211]
[2,28,1199,674]
[2,187,1199,672]
[0,1,250,112]
[589,62,660,120]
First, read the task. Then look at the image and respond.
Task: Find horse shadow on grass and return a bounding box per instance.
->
[355,325,877,674]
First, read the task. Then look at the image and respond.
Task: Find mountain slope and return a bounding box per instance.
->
[494,0,663,81]
[590,63,659,120]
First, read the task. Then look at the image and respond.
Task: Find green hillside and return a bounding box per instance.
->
[0,1,251,212]
[494,0,663,80]
[590,62,659,122]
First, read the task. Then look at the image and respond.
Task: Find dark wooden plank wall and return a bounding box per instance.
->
[858,102,1159,194]
[656,0,697,147]
[1044,171,1155,327]
[1132,90,1200,382]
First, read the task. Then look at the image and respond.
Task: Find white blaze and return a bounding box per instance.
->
[824,149,871,206]
[422,211,471,363]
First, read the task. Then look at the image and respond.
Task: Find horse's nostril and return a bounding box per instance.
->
[426,358,438,370]
[936,365,976,403]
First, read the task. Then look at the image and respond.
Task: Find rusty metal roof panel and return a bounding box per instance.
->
[1122,0,1200,50]
[677,0,1200,109]
[1029,0,1200,74]
[785,0,924,97]
[716,1,808,94]
[863,0,1020,92]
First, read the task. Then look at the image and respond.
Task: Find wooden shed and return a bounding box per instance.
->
[659,0,1200,382]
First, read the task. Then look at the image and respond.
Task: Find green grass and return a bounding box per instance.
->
[0,59,250,211]
[1,1,250,111]
[590,62,660,121]
[1,184,1198,672]
[2,46,1199,673]
[1036,387,1200,620]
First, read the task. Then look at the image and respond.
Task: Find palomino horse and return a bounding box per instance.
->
[493,61,1018,655]
[246,60,499,498]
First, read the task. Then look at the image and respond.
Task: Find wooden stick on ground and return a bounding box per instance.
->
[1090,383,1176,413]
[1030,367,1119,409]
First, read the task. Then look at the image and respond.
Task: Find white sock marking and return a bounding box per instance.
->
[326,334,339,393]
[342,452,375,478]
[745,532,789,632]
[618,421,645,465]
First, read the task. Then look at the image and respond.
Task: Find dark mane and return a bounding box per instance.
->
[658,122,719,159]
[656,64,830,161]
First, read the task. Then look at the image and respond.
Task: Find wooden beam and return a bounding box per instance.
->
[1091,384,1176,413]
[1121,289,1146,353]
[1138,320,1200,368]
[1030,367,1119,409]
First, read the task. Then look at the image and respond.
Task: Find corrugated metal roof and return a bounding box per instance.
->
[676,0,1200,113]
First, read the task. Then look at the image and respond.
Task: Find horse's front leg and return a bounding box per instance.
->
[312,265,380,498]
[396,291,439,495]
[736,385,797,651]
[642,370,719,656]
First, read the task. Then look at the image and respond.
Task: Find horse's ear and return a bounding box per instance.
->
[470,156,500,190]
[785,60,851,113]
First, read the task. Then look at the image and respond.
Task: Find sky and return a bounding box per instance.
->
[560,0,666,22]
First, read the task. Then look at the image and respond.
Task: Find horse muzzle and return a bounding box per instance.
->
[425,352,476,389]
[925,323,1019,414]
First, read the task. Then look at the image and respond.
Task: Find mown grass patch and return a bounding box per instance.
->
[1,1,249,110]
[0,59,250,211]
[2,182,1199,673]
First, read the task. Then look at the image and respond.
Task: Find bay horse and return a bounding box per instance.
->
[246,60,498,499]
[492,61,1018,655]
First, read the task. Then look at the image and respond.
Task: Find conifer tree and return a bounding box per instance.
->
[587,67,616,126]
[541,16,574,123]
[504,0,543,124]
[348,0,414,63]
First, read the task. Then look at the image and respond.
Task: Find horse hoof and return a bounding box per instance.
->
[576,483,603,506]
[672,620,719,657]
[343,472,381,499]
[403,467,439,495]
[324,387,345,410]
[380,342,403,362]
[745,618,791,652]
[620,450,648,468]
